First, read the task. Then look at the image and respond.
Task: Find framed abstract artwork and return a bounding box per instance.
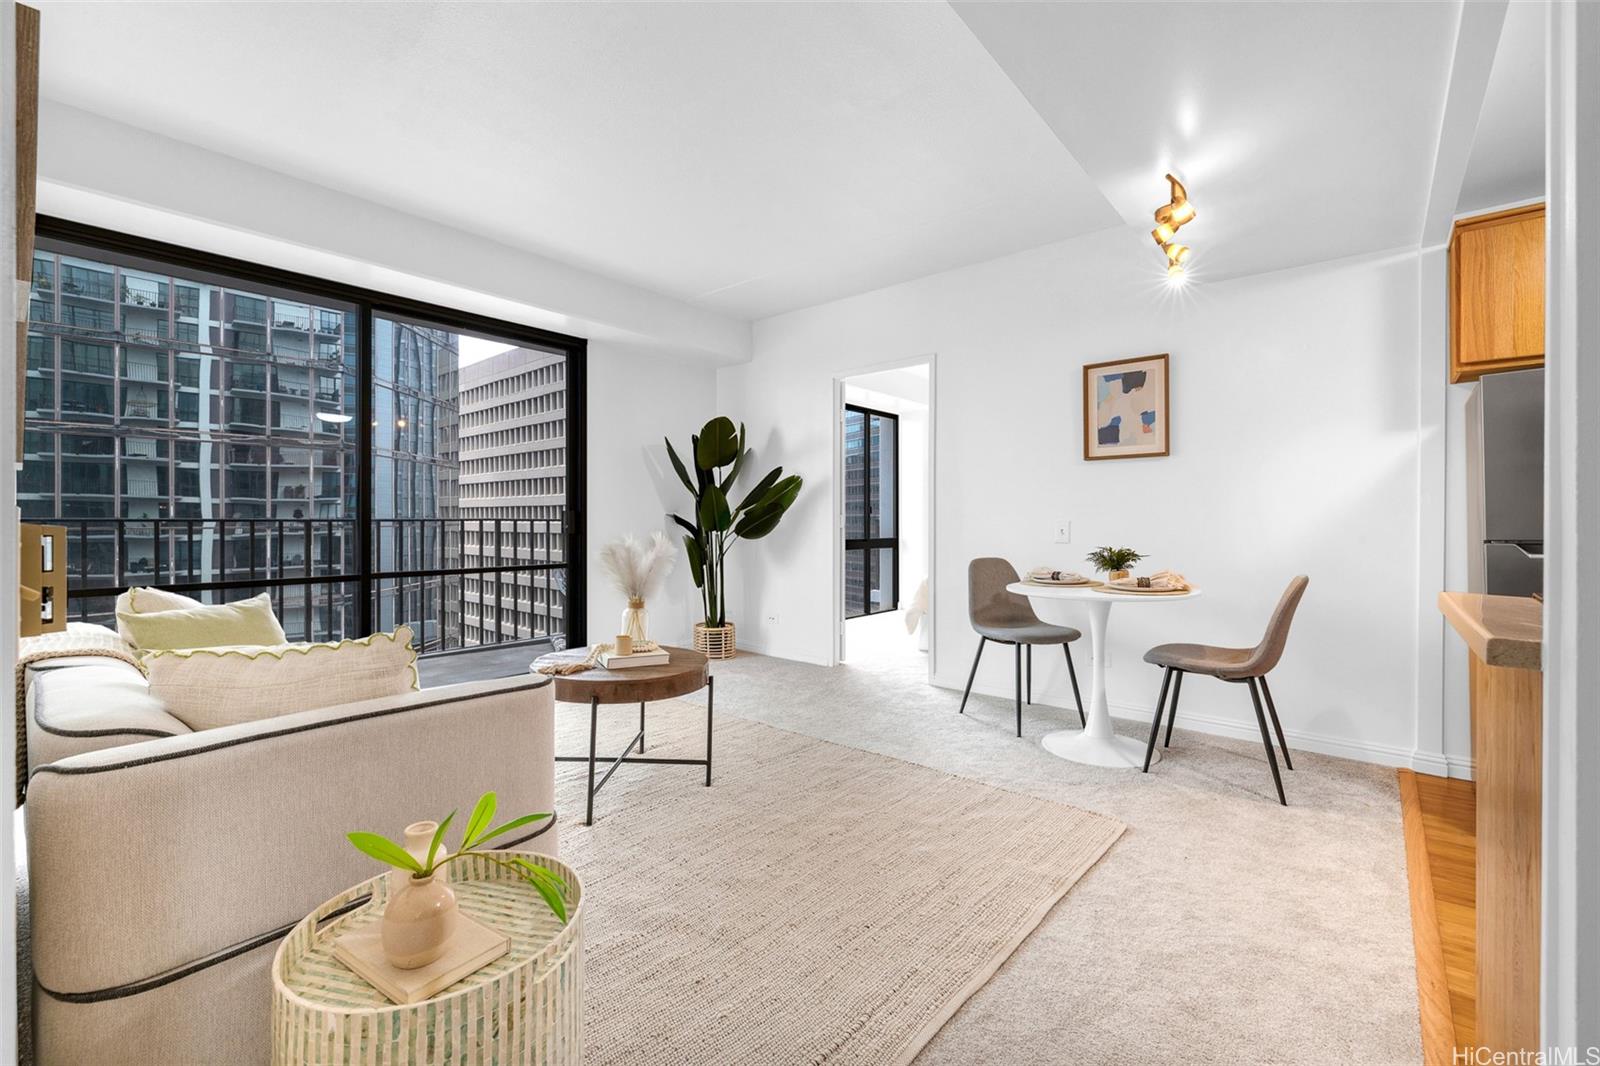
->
[1082,353,1170,460]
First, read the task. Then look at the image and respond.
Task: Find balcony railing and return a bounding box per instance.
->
[52,517,569,655]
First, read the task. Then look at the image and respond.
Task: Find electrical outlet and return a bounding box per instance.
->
[765,613,780,626]
[1054,521,1072,544]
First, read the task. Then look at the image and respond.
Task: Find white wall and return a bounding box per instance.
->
[720,226,1429,764]
[585,342,718,648]
[37,102,750,364]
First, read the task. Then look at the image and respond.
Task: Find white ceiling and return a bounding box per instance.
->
[34,1,1118,320]
[952,1,1462,283]
[36,1,1485,320]
[1457,0,1545,214]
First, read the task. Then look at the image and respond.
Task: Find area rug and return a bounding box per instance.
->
[552,698,1125,1066]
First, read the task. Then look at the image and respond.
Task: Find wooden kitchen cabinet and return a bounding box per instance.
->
[1450,204,1545,384]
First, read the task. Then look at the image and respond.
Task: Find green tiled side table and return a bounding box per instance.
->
[271,851,584,1065]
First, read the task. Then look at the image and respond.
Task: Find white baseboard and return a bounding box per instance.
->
[935,673,1419,770]
[1103,701,1419,769]
[1408,750,1451,778]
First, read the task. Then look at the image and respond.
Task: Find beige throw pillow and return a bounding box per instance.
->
[142,626,420,732]
[117,592,286,651]
[114,586,204,645]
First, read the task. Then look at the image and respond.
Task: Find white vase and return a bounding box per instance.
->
[382,873,459,970]
[389,820,446,897]
[620,598,648,643]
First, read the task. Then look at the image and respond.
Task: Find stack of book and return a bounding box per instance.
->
[599,647,669,669]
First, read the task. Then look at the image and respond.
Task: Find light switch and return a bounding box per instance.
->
[1054,522,1072,544]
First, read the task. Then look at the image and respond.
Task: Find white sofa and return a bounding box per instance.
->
[22,651,558,1066]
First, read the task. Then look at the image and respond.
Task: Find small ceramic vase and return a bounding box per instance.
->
[382,873,459,970]
[389,821,447,897]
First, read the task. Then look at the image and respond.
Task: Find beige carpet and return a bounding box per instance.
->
[697,649,1423,1065]
[552,701,1124,1065]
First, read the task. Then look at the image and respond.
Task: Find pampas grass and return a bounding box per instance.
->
[599,532,676,601]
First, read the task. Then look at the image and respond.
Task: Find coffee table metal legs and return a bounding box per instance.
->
[582,695,645,826]
[559,678,716,824]
[586,696,598,826]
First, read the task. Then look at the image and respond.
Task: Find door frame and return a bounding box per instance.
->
[830,353,936,681]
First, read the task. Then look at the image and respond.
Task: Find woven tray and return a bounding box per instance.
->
[271,851,584,1065]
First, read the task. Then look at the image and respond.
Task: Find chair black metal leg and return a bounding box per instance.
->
[1014,643,1023,737]
[1144,668,1173,773]
[1064,643,1085,727]
[1247,678,1287,806]
[585,695,600,826]
[1258,675,1293,770]
[639,700,646,753]
[1164,670,1185,747]
[705,674,714,786]
[959,637,986,714]
[1026,644,1032,705]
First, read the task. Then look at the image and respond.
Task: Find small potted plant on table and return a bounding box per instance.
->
[1086,546,1145,582]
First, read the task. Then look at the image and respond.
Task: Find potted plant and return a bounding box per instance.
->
[347,791,567,970]
[1086,546,1145,582]
[665,417,802,659]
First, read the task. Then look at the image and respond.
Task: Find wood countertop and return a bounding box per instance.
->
[1438,592,1542,671]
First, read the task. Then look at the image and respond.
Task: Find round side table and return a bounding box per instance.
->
[271,851,584,1066]
[532,645,713,825]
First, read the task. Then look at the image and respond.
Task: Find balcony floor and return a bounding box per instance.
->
[418,641,554,687]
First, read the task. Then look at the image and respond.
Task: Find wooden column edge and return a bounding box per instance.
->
[1399,768,1458,1066]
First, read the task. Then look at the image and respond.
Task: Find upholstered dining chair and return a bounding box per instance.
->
[959,558,1086,737]
[1140,576,1309,805]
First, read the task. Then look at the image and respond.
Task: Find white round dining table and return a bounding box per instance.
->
[1005,581,1202,769]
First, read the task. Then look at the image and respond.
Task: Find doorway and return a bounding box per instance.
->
[835,360,933,674]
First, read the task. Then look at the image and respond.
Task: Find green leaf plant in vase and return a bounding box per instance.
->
[347,791,566,970]
[1086,546,1146,583]
[665,416,803,660]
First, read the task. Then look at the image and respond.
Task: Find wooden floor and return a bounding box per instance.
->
[1398,769,1477,1064]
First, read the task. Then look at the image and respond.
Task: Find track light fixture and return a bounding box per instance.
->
[1151,173,1196,283]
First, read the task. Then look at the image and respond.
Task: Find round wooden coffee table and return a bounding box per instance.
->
[531,645,713,825]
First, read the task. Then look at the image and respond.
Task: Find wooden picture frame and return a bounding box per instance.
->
[1082,353,1170,461]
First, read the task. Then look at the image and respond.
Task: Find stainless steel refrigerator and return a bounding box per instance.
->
[1466,368,1544,597]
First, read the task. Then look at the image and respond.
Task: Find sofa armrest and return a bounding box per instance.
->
[25,659,192,776]
[25,673,557,998]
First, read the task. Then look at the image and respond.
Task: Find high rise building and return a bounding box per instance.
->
[19,244,464,646]
[368,314,461,651]
[452,347,569,645]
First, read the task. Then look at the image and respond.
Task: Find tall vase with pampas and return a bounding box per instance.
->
[599,532,676,644]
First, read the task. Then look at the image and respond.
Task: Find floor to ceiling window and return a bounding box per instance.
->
[19,219,586,652]
[843,404,898,618]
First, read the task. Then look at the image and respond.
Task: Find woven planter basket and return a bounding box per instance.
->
[694,622,737,660]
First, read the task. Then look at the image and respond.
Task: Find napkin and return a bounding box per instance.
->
[1108,569,1191,591]
[1027,567,1089,583]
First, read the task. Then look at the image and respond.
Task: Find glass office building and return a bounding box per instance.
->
[19,231,581,652]
[22,243,465,648]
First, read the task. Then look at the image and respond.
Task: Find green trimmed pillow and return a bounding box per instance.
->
[114,585,204,645]
[142,626,420,731]
[117,592,286,651]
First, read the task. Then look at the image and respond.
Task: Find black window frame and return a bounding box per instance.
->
[30,215,589,648]
[843,402,900,620]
